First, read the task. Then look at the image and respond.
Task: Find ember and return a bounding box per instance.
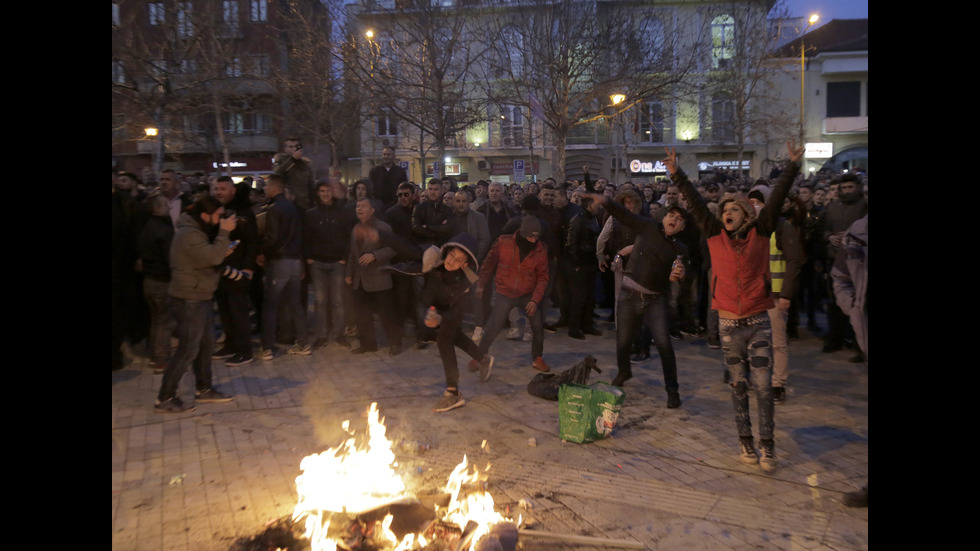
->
[290,403,516,551]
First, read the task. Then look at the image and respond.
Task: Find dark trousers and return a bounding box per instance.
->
[216,277,252,355]
[436,309,480,388]
[158,298,214,401]
[477,292,544,360]
[353,286,402,350]
[616,288,678,394]
[568,264,597,332]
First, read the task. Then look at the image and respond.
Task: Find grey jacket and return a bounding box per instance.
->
[168,213,230,300]
[347,218,397,292]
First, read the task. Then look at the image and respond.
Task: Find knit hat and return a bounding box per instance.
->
[519,215,542,239]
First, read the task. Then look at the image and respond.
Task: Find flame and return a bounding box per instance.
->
[292,403,513,551]
[442,455,516,550]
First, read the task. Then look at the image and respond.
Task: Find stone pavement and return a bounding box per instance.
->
[112,310,868,550]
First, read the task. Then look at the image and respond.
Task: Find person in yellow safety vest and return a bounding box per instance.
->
[749,188,806,406]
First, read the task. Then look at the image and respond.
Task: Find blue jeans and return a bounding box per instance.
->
[261,259,309,349]
[309,261,346,341]
[477,292,544,360]
[158,298,214,401]
[720,317,774,441]
[615,288,678,394]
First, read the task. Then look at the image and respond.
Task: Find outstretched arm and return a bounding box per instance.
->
[664,147,722,238]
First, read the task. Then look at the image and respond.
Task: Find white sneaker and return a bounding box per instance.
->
[472,326,484,345]
[523,330,533,342]
[506,327,521,340]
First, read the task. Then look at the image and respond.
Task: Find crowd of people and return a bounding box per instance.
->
[112,140,867,488]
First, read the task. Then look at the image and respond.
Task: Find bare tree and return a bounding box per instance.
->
[345,0,492,178]
[112,0,213,177]
[485,0,701,182]
[703,1,799,174]
[274,0,362,177]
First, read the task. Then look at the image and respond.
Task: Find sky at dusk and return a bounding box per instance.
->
[778,0,869,26]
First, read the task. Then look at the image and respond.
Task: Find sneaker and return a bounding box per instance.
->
[155,397,195,413]
[472,326,484,345]
[773,386,786,404]
[739,439,759,465]
[706,335,721,349]
[152,362,168,374]
[630,351,651,363]
[258,348,275,361]
[195,388,234,403]
[680,326,700,338]
[532,357,551,372]
[759,440,777,473]
[669,329,682,340]
[842,486,868,508]
[522,330,532,342]
[287,344,312,356]
[666,392,681,409]
[478,355,494,382]
[225,353,255,367]
[506,327,521,340]
[432,390,465,412]
[212,346,235,360]
[543,323,557,334]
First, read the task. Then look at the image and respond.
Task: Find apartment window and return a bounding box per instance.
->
[112,2,120,26]
[176,59,197,75]
[639,101,664,143]
[827,81,862,117]
[249,54,271,77]
[222,1,240,35]
[639,16,665,60]
[148,2,164,25]
[226,57,242,77]
[177,3,194,38]
[711,92,735,142]
[249,0,267,22]
[711,15,735,69]
[225,113,244,134]
[377,112,397,137]
[497,26,524,78]
[112,61,126,84]
[499,105,524,147]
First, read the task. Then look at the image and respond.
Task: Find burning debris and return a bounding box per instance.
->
[233,403,642,551]
[285,403,517,551]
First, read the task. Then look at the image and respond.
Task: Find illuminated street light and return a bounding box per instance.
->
[365,29,374,39]
[610,94,626,106]
[145,127,158,137]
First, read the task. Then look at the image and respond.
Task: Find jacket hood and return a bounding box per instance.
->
[439,232,480,283]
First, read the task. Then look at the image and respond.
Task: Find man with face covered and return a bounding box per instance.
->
[667,142,803,474]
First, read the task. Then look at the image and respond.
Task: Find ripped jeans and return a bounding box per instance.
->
[720,314,774,442]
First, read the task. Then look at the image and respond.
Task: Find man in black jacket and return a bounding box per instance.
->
[258,174,309,359]
[212,177,259,367]
[565,196,603,339]
[588,193,688,408]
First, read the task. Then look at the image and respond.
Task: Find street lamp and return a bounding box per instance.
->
[609,94,626,184]
[800,14,819,146]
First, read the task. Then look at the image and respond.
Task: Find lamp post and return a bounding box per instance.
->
[799,14,819,146]
[609,94,625,184]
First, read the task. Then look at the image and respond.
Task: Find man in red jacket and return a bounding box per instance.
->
[470,216,552,374]
[665,141,803,474]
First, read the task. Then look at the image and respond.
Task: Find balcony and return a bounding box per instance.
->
[825,116,868,135]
